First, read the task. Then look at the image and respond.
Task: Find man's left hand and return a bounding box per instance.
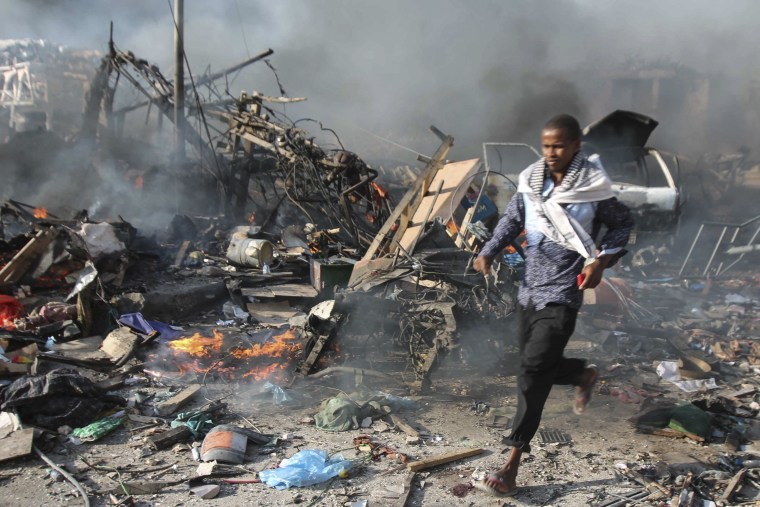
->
[578,256,611,290]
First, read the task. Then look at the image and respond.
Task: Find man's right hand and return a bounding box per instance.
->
[473,255,493,275]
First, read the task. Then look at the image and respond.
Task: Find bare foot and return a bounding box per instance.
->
[574,366,599,415]
[488,470,517,492]
[477,472,517,497]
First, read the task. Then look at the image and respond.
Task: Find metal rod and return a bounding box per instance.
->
[720,224,760,276]
[173,0,185,165]
[679,223,704,276]
[703,226,727,277]
[715,224,741,275]
[191,48,274,88]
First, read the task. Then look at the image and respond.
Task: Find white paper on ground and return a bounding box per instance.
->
[656,360,681,382]
[674,378,719,392]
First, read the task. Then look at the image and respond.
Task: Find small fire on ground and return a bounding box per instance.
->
[33,207,48,219]
[162,328,302,381]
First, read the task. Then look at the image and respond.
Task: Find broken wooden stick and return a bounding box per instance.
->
[156,384,201,417]
[388,414,419,438]
[621,467,670,498]
[719,468,746,504]
[398,470,416,507]
[148,426,192,450]
[406,447,483,472]
[173,240,191,267]
[0,227,58,282]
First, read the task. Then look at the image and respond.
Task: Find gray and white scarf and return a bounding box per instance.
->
[517,153,614,258]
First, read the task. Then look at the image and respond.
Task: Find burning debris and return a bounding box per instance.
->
[159,327,302,381]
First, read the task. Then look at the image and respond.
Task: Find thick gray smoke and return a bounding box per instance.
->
[4,1,759,150]
[1,0,759,224]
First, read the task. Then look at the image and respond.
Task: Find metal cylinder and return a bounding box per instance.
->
[201,428,248,463]
[226,238,274,268]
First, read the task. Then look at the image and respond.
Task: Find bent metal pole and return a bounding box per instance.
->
[173,0,185,165]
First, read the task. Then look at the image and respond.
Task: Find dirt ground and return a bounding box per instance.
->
[0,311,730,507]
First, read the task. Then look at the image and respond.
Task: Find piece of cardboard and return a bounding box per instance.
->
[0,428,34,462]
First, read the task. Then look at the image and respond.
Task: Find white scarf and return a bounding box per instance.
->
[516,153,614,258]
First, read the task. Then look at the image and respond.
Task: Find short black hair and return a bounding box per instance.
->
[544,114,581,141]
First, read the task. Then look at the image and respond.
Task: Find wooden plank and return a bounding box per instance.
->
[406,447,483,472]
[101,328,141,360]
[398,158,481,253]
[360,133,454,264]
[147,426,192,450]
[0,428,34,462]
[0,227,58,282]
[246,301,303,327]
[397,470,416,507]
[719,468,746,504]
[173,240,191,267]
[156,384,202,417]
[454,205,476,248]
[0,362,30,376]
[389,414,420,438]
[241,284,318,299]
[638,425,705,443]
[720,386,756,400]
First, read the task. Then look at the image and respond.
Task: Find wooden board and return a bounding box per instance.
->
[720,468,746,504]
[156,384,201,417]
[359,133,454,264]
[389,414,420,438]
[56,336,108,361]
[397,470,416,507]
[246,301,304,327]
[148,426,192,450]
[173,240,191,267]
[101,328,140,360]
[398,158,481,253]
[241,284,318,299]
[406,447,483,472]
[0,228,59,283]
[0,428,34,462]
[0,363,30,377]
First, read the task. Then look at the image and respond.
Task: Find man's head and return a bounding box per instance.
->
[541,114,581,176]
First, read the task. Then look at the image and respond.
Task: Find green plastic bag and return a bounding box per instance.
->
[72,413,125,442]
[668,403,711,440]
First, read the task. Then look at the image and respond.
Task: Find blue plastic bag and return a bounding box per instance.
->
[259,450,352,489]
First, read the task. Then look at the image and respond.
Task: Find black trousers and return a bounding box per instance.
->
[503,303,585,452]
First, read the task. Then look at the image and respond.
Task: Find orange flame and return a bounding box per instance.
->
[236,328,302,380]
[169,329,223,357]
[164,328,301,382]
[162,329,302,380]
[230,328,300,359]
[33,208,48,219]
[243,363,282,381]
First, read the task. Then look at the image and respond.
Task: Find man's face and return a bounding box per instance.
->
[541,128,580,174]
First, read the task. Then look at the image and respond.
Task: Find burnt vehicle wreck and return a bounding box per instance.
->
[582,109,684,236]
